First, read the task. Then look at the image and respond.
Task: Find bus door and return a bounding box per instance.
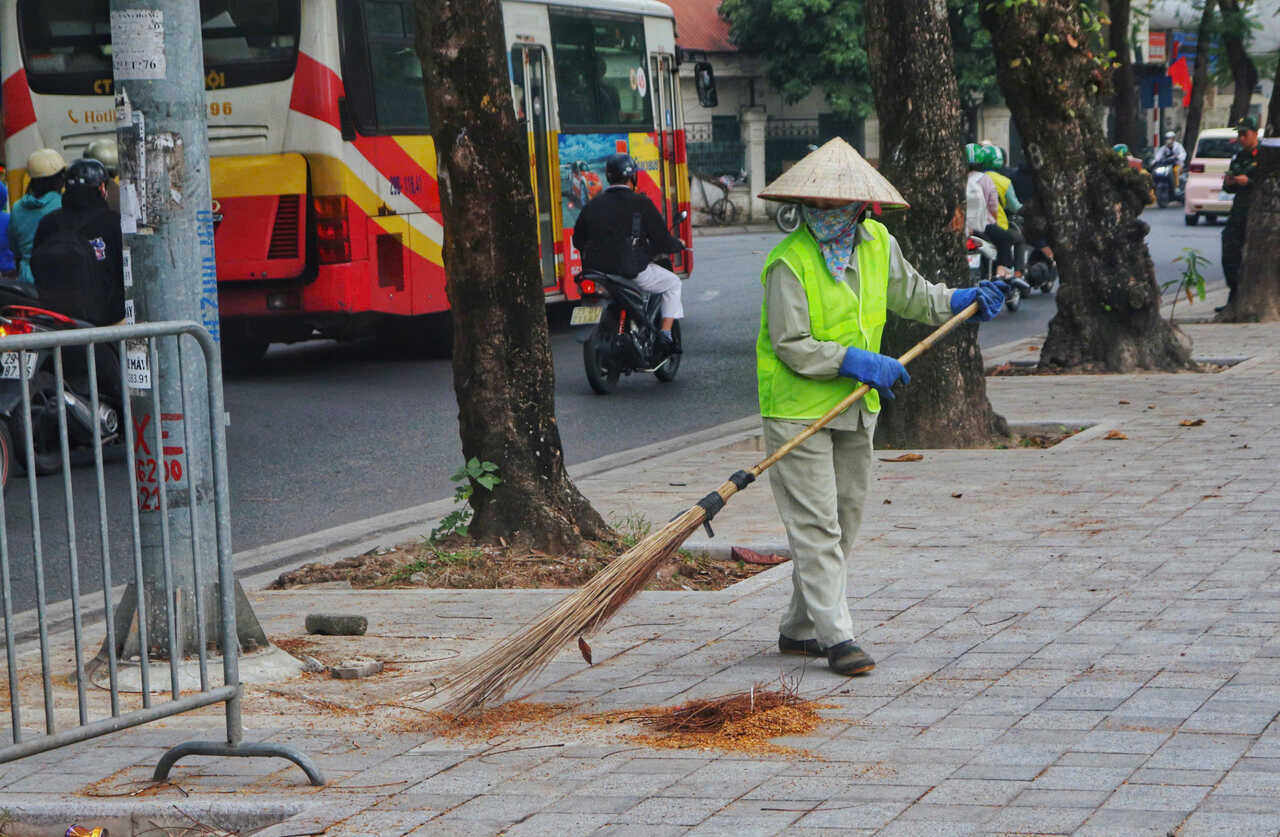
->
[510,45,558,291]
[649,51,687,273]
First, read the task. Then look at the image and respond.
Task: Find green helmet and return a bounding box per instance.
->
[964,143,983,167]
[986,146,1006,169]
[1113,143,1130,157]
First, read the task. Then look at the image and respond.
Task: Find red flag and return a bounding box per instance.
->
[1168,56,1192,107]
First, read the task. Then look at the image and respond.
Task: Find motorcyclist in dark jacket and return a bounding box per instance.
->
[31,158,125,327]
[572,153,685,349]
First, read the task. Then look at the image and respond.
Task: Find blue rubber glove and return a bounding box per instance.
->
[838,346,910,399]
[950,280,1009,321]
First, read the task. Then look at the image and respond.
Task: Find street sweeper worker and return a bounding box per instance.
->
[756,138,1007,676]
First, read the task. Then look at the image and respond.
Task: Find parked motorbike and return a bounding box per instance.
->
[0,281,123,491]
[571,212,688,394]
[775,203,802,233]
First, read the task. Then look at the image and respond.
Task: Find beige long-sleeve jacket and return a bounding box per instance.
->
[764,223,955,430]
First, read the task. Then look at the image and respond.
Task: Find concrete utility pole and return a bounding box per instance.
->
[103,0,266,664]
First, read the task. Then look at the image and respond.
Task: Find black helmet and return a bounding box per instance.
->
[604,152,637,185]
[65,158,109,191]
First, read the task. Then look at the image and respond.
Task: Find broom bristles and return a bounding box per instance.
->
[418,505,707,714]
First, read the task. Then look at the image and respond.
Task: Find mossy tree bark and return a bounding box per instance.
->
[1223,146,1280,322]
[415,0,612,552]
[980,0,1193,372]
[866,0,1008,448]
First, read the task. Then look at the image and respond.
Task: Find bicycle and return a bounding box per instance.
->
[693,170,744,226]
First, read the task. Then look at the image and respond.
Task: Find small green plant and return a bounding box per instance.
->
[429,458,501,542]
[1167,247,1210,321]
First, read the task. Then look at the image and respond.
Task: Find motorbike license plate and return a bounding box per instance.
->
[570,305,604,326]
[967,253,982,270]
[0,352,36,380]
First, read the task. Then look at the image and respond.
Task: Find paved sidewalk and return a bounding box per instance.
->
[4,302,1280,836]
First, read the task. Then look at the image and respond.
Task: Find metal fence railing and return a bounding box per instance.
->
[0,320,322,785]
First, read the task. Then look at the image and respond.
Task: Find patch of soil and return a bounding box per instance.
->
[986,360,1233,376]
[268,534,771,592]
[394,700,574,738]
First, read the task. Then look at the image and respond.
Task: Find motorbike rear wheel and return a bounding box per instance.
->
[776,204,802,233]
[654,321,682,383]
[584,324,620,395]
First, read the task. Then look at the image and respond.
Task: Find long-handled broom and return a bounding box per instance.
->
[428,301,982,714]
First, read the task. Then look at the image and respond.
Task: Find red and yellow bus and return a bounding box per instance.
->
[1,0,691,363]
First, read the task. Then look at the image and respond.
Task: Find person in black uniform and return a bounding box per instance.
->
[31,158,124,326]
[1219,116,1261,312]
[572,153,685,350]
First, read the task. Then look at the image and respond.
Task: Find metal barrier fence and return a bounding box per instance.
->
[0,320,322,785]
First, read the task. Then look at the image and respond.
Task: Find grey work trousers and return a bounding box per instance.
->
[763,416,873,650]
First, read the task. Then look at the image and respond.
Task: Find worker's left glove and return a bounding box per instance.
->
[950,280,1009,322]
[838,346,910,399]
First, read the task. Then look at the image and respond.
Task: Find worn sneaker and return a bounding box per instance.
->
[778,634,824,657]
[826,640,876,676]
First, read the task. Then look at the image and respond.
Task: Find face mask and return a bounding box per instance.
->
[803,203,864,278]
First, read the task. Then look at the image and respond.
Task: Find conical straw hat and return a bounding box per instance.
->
[758,137,909,209]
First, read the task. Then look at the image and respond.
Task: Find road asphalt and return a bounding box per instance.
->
[0,206,1212,616]
[5,283,1280,836]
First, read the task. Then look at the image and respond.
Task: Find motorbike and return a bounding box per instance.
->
[1148,157,1184,208]
[775,203,802,233]
[571,212,688,395]
[0,280,123,491]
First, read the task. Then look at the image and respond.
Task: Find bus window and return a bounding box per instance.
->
[548,13,651,131]
[338,0,429,135]
[17,0,300,95]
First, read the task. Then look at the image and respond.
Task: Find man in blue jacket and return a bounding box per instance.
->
[8,149,66,284]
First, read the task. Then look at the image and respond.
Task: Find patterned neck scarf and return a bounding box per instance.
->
[804,203,865,278]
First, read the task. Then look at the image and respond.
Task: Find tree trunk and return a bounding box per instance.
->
[980,1,1192,372]
[865,0,1008,448]
[415,0,612,553]
[1183,0,1217,152]
[1109,0,1142,149]
[1219,0,1259,126]
[1226,145,1280,321]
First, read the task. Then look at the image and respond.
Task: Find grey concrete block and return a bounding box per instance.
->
[305,613,368,635]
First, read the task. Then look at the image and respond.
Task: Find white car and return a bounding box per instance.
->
[1184,128,1238,225]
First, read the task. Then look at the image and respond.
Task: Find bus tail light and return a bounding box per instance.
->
[314,196,351,264]
[579,278,596,295]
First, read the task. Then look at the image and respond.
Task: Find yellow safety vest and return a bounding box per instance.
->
[986,171,1013,230]
[756,220,890,420]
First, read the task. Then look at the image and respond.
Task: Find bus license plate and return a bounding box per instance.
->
[967,253,982,270]
[570,305,603,326]
[0,352,36,380]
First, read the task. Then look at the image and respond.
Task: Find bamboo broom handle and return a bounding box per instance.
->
[702,300,981,508]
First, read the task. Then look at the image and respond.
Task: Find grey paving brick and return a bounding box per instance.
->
[1128,767,1224,786]
[1177,811,1280,837]
[791,798,912,830]
[918,778,1025,806]
[983,803,1092,834]
[621,795,730,826]
[1011,787,1111,807]
[1145,732,1252,771]
[1030,765,1134,790]
[1074,807,1190,837]
[502,813,617,836]
[1102,782,1210,812]
[1076,729,1171,754]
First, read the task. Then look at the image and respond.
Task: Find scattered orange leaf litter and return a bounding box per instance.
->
[591,685,831,754]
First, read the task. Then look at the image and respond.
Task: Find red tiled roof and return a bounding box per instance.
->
[661,0,736,53]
